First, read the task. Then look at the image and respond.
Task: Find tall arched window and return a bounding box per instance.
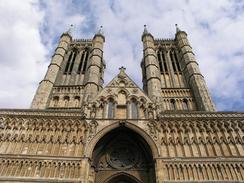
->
[64,52,72,74]
[157,52,163,73]
[170,99,176,110]
[162,52,168,72]
[157,49,168,73]
[68,51,77,74]
[182,99,188,110]
[77,51,84,74]
[77,48,89,74]
[64,50,77,74]
[108,99,114,118]
[170,51,177,72]
[131,99,138,119]
[174,52,181,71]
[82,49,89,74]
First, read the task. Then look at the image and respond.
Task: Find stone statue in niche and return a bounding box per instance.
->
[90,105,96,118]
[88,166,95,183]
[88,120,98,141]
[148,108,154,119]
[0,117,5,129]
[147,120,159,141]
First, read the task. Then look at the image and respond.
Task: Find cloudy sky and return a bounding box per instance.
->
[0,0,244,111]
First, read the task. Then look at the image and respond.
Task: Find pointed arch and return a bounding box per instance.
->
[84,121,159,159]
[104,172,143,183]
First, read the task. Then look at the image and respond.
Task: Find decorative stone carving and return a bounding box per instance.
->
[88,120,98,141]
[90,105,96,119]
[107,142,138,169]
[0,117,5,129]
[147,120,160,141]
[132,88,138,94]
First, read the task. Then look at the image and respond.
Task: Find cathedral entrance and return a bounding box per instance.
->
[105,174,140,183]
[91,126,155,183]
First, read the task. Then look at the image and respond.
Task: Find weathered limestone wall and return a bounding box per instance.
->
[155,112,244,182]
[0,110,86,182]
[0,110,243,182]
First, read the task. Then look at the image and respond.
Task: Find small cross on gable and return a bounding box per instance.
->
[119,66,126,73]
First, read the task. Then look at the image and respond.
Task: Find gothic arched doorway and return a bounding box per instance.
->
[105,173,141,183]
[91,126,156,183]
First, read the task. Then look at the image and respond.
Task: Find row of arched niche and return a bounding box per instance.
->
[90,91,154,119]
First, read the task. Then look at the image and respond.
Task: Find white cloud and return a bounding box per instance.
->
[88,0,244,111]
[0,0,244,111]
[0,0,86,108]
[0,0,46,108]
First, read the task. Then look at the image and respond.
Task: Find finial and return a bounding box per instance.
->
[175,24,181,32]
[143,24,148,34]
[67,24,74,34]
[97,25,104,35]
[119,66,126,73]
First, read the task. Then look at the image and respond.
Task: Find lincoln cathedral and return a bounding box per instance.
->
[0,24,243,183]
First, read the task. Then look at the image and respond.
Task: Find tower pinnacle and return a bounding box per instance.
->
[143,24,149,34]
[175,24,181,32]
[97,26,104,35]
[66,24,74,35]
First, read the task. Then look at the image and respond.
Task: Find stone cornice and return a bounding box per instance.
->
[0,154,83,161]
[0,109,81,117]
[0,109,244,119]
[158,157,244,162]
[158,111,244,119]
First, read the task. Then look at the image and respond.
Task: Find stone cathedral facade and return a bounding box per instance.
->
[0,25,243,183]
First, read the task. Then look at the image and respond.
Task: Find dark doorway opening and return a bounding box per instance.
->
[92,126,155,183]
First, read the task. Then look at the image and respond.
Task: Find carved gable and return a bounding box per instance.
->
[106,68,138,88]
[87,68,157,119]
[91,69,153,105]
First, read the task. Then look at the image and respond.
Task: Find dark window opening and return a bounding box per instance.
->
[64,52,72,74]
[158,50,168,73]
[174,52,181,71]
[162,52,168,72]
[170,99,176,110]
[158,53,163,73]
[170,52,177,72]
[82,49,89,74]
[77,51,85,74]
[68,52,77,74]
[182,99,188,110]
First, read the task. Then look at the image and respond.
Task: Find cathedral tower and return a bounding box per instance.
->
[141,25,216,111]
[31,28,105,109]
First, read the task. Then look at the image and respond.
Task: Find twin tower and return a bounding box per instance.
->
[31,25,216,113]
